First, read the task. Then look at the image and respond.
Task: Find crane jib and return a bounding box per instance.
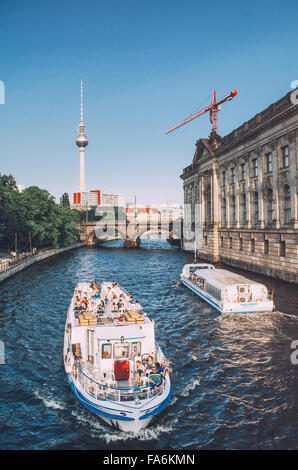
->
[164,89,237,135]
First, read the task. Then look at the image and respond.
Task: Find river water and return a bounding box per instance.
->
[0,240,298,450]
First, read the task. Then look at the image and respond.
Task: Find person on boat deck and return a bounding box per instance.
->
[97,299,105,311]
[144,356,154,375]
[165,359,172,376]
[133,300,142,311]
[159,362,168,377]
[90,301,98,313]
[155,362,165,376]
[134,360,145,386]
[92,279,99,291]
[149,366,162,388]
[75,296,81,308]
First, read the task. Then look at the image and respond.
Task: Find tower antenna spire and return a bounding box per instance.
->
[80,79,83,124]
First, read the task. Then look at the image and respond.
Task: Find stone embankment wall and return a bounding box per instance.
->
[0,242,85,283]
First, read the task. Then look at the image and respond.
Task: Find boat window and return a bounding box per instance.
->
[101,343,112,359]
[114,343,129,359]
[131,341,141,357]
[189,266,199,274]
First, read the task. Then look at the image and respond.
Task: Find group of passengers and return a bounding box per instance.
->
[74,280,144,319]
[191,273,204,287]
[102,282,143,317]
[134,357,170,388]
[74,280,105,314]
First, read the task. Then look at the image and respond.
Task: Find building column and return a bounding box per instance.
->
[275,187,280,229]
[226,190,230,228]
[212,164,220,227]
[288,131,298,228]
[247,189,251,229]
[201,177,206,227]
[235,178,240,229]
[259,192,265,229]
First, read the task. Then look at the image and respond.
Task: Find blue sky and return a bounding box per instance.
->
[0,0,297,204]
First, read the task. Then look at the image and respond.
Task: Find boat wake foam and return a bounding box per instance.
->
[71,409,178,442]
[180,378,200,397]
[33,389,66,410]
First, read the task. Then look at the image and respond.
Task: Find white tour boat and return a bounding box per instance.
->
[63,281,171,432]
[180,263,274,314]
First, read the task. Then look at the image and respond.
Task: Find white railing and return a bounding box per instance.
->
[74,361,166,403]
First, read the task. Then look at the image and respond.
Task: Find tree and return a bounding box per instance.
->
[60,192,70,206]
[0,174,80,250]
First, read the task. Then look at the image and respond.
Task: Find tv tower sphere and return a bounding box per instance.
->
[76,128,88,147]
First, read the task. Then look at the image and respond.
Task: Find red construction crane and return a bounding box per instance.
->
[165,89,238,135]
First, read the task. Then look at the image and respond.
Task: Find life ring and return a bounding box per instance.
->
[256,298,263,302]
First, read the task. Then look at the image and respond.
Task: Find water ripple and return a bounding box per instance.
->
[0,241,298,449]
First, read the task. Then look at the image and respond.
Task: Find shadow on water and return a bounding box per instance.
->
[0,241,298,449]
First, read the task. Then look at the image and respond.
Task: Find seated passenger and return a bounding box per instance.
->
[165,358,172,376]
[134,360,144,386]
[134,300,142,311]
[144,356,154,375]
[149,366,162,388]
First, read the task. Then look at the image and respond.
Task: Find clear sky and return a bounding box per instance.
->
[0,0,297,204]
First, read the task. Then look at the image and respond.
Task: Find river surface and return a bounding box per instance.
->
[0,240,298,450]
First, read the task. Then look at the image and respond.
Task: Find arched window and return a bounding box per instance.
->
[284,185,291,224]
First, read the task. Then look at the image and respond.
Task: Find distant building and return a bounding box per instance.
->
[72,190,100,209]
[101,193,126,207]
[181,90,298,283]
[71,190,126,210]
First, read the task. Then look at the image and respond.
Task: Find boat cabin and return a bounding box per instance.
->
[181,263,214,279]
[190,268,271,304]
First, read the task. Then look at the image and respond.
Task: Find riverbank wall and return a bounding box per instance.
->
[0,242,86,283]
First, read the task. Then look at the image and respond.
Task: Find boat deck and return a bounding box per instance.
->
[70,281,150,328]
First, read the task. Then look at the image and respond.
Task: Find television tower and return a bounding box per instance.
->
[76,80,88,193]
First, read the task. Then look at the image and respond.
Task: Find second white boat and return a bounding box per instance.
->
[181,263,274,314]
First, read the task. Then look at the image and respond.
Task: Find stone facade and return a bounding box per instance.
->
[181,91,298,283]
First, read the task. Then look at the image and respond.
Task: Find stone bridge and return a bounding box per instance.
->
[80,216,183,248]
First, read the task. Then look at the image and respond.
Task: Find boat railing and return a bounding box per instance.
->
[73,360,166,403]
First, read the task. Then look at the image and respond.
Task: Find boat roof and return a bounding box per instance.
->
[185,263,215,269]
[194,268,264,287]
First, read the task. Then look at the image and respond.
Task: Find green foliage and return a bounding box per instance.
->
[60,192,70,206]
[0,174,80,250]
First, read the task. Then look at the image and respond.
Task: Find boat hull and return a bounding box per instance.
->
[65,372,171,433]
[181,276,273,314]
